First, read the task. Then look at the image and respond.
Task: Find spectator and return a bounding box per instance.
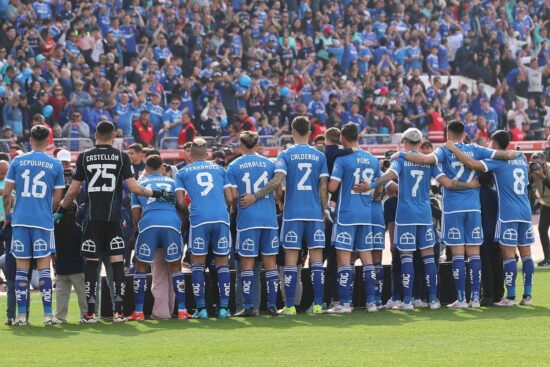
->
[85,99,112,135]
[61,110,90,151]
[132,110,156,148]
[177,113,196,148]
[1,126,18,152]
[69,79,93,110]
[47,84,68,125]
[127,143,145,179]
[508,120,525,141]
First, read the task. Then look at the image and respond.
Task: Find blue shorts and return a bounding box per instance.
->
[495,221,535,247]
[442,211,483,246]
[332,224,373,252]
[136,227,183,263]
[11,226,55,259]
[280,220,325,250]
[395,224,435,251]
[189,223,231,256]
[371,224,385,250]
[236,228,279,257]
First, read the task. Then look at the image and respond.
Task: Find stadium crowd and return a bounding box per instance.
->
[0,0,549,152]
[0,0,549,325]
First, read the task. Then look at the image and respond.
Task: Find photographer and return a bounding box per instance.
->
[530,152,550,266]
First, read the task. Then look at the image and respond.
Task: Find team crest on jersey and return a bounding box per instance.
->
[425,228,434,242]
[314,230,325,242]
[82,240,96,253]
[447,227,461,240]
[110,236,125,250]
[271,236,279,248]
[11,240,24,253]
[138,243,151,257]
[242,238,255,251]
[33,239,48,252]
[335,232,352,246]
[218,236,229,249]
[285,231,298,243]
[193,237,205,250]
[503,228,518,241]
[399,232,415,245]
[373,232,384,245]
[167,243,179,256]
[471,227,482,239]
[526,226,535,239]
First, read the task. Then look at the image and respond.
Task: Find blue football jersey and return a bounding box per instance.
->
[275,144,329,221]
[432,143,495,213]
[6,151,65,230]
[389,155,443,225]
[226,154,278,230]
[175,160,230,227]
[331,150,381,225]
[131,173,181,232]
[481,156,531,223]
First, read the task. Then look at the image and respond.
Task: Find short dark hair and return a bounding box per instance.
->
[30,125,50,142]
[32,113,45,123]
[145,154,163,170]
[96,120,115,139]
[341,123,359,143]
[491,130,510,149]
[291,116,311,136]
[240,131,259,149]
[145,149,161,157]
[0,152,10,161]
[325,127,341,144]
[447,119,464,137]
[128,143,143,153]
[478,171,494,186]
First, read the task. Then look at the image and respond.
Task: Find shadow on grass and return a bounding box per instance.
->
[4,304,548,337]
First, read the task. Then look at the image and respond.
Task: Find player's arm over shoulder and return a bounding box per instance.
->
[403,150,437,165]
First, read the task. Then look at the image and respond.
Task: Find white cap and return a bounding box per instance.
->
[56,149,71,162]
[402,128,423,143]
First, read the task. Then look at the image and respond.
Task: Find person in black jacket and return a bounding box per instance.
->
[479,172,504,306]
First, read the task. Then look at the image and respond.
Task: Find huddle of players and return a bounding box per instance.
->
[4,116,534,325]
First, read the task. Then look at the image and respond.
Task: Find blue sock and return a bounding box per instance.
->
[38,268,53,315]
[422,255,438,303]
[265,269,279,308]
[469,254,482,301]
[310,261,324,306]
[171,272,186,312]
[521,255,534,298]
[413,252,424,300]
[374,262,383,305]
[283,266,297,308]
[191,264,205,309]
[391,252,401,301]
[216,265,230,309]
[503,257,517,300]
[349,264,355,297]
[452,255,466,302]
[133,272,146,313]
[241,269,255,309]
[400,254,414,304]
[363,264,376,305]
[15,269,29,317]
[337,265,352,305]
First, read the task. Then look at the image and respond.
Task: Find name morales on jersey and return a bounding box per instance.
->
[18,160,54,170]
[239,161,267,169]
[86,154,120,162]
[404,161,431,168]
[290,153,320,161]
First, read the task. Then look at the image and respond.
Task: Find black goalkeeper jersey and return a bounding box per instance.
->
[73,144,134,222]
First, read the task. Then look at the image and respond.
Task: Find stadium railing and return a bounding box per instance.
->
[53,138,94,151]
[159,136,218,149]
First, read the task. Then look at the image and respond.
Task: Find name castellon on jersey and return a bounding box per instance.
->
[84,153,121,162]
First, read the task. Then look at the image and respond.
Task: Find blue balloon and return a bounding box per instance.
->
[280,87,289,97]
[220,118,228,128]
[239,75,251,88]
[0,86,6,97]
[42,105,53,118]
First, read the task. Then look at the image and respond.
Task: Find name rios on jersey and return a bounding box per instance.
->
[85,154,120,162]
[18,160,54,170]
[357,157,371,164]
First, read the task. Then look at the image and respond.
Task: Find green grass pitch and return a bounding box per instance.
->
[2,269,550,367]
